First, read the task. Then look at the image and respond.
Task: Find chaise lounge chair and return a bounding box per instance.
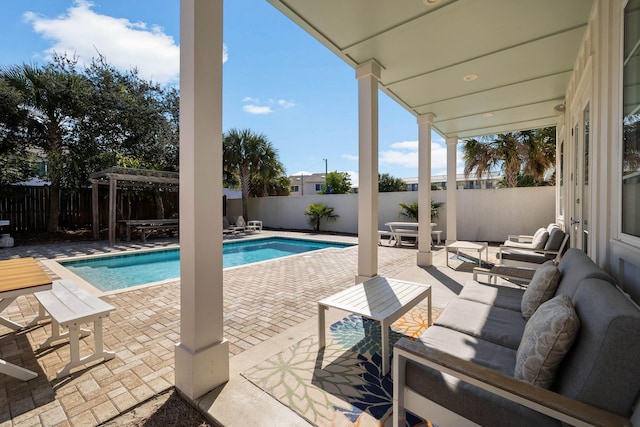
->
[498,226,569,267]
[229,215,246,234]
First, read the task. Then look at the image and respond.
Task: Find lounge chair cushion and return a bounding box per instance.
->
[530,228,549,249]
[515,295,580,388]
[503,227,548,249]
[521,261,561,319]
[543,227,565,252]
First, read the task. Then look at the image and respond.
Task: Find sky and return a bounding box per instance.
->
[0,0,466,187]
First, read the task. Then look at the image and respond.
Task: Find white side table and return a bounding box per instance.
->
[318,276,431,375]
[445,241,489,267]
[247,220,263,232]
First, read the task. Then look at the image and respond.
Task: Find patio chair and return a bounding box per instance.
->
[472,264,537,286]
[230,215,246,234]
[501,223,557,250]
[498,227,569,267]
[223,216,234,234]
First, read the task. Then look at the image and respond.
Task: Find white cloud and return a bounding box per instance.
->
[346,171,359,188]
[342,154,358,161]
[379,139,451,173]
[278,99,295,109]
[390,140,418,150]
[242,105,273,115]
[241,96,295,115]
[24,0,227,86]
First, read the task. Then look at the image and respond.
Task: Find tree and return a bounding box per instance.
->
[223,128,287,219]
[398,201,443,221]
[378,173,406,192]
[1,58,90,231]
[0,56,180,231]
[0,79,34,185]
[304,203,338,231]
[321,171,352,194]
[462,127,556,188]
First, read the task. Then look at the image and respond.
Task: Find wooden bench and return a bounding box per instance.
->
[34,279,116,378]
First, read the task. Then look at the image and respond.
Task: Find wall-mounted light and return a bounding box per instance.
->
[554,103,566,114]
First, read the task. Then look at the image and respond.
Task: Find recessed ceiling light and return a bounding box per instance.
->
[423,0,441,5]
[463,74,478,82]
[483,113,494,118]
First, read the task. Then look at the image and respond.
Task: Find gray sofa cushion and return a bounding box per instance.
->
[413,325,517,374]
[401,328,559,427]
[434,298,526,349]
[515,294,580,388]
[458,280,524,312]
[556,249,616,298]
[554,279,640,417]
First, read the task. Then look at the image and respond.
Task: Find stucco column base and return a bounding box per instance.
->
[417,251,433,267]
[355,274,378,284]
[175,339,229,400]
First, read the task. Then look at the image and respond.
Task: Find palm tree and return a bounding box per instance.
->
[398,201,443,221]
[304,203,338,231]
[1,60,88,231]
[223,128,286,219]
[462,128,556,188]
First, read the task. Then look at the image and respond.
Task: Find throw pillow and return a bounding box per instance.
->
[515,294,580,388]
[521,261,561,319]
[531,229,549,249]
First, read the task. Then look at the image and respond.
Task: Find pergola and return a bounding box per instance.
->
[89,167,179,245]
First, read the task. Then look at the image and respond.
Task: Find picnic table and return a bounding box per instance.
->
[123,219,179,242]
[0,258,52,380]
[378,222,438,247]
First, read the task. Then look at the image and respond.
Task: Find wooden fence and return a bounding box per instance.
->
[0,186,179,232]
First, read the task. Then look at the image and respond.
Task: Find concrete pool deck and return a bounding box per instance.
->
[0,231,501,426]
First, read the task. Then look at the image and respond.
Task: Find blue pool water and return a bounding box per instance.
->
[60,237,352,292]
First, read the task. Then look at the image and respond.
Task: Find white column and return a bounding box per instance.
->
[446,136,458,243]
[175,0,229,400]
[417,114,434,267]
[356,61,382,283]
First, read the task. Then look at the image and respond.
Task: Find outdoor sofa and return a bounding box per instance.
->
[393,248,640,426]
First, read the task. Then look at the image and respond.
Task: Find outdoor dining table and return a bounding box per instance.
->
[0,257,53,380]
[383,222,437,247]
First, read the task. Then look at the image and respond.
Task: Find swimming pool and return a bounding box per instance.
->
[59,237,353,292]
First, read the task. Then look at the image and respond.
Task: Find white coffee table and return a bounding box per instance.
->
[445,241,489,267]
[318,276,431,375]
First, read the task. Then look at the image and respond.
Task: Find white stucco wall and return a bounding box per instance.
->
[231,186,555,243]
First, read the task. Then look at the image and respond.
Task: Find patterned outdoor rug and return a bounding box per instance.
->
[242,303,438,427]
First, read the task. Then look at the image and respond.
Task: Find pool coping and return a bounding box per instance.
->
[44,235,356,296]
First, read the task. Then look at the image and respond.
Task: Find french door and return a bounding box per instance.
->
[569,78,591,253]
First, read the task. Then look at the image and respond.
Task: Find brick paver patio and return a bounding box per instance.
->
[0,231,427,426]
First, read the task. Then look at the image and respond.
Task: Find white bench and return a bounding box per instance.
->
[35,279,116,378]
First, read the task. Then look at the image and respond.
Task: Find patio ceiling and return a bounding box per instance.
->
[267,0,594,139]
